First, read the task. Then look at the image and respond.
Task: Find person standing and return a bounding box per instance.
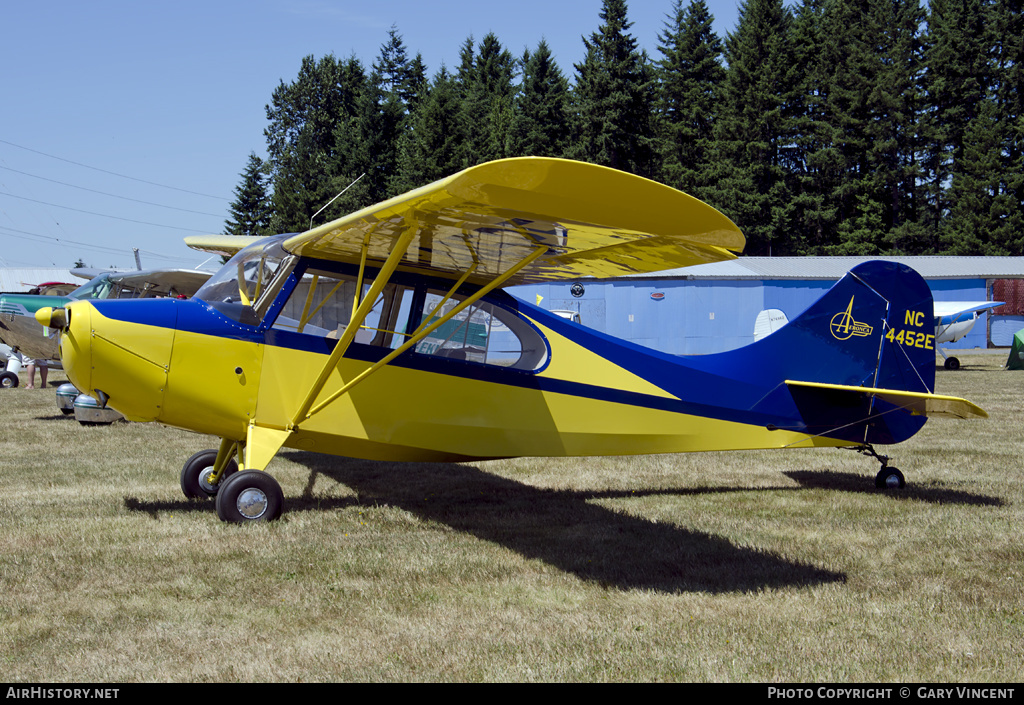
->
[23,354,48,389]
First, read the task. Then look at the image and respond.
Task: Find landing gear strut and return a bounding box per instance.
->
[180,449,239,499]
[851,445,906,490]
[181,442,285,522]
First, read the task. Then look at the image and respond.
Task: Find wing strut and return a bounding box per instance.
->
[290,222,419,427]
[298,245,546,424]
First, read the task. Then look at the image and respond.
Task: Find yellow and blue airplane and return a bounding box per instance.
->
[35,158,986,522]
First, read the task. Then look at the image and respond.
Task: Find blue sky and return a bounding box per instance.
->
[1,0,742,272]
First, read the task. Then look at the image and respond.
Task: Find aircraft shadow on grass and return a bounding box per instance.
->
[121,457,1001,594]
[121,450,1007,594]
[130,452,843,594]
[296,453,853,594]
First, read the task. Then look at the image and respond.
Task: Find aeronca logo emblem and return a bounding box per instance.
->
[830,296,873,340]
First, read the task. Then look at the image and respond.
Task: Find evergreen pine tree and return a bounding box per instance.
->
[353,27,418,205]
[655,0,726,202]
[921,0,994,242]
[395,68,470,191]
[460,33,517,163]
[709,0,797,255]
[876,0,928,254]
[511,40,572,158]
[263,54,367,232]
[940,0,1023,254]
[405,53,429,112]
[786,0,838,254]
[572,0,658,178]
[224,153,272,237]
[808,0,926,255]
[992,0,1024,254]
[818,0,885,254]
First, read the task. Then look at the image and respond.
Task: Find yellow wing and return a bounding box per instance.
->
[281,157,745,286]
[184,234,271,257]
[785,380,988,420]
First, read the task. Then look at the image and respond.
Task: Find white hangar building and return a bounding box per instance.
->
[509,257,1024,356]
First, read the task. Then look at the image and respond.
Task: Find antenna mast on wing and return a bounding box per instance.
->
[310,173,366,230]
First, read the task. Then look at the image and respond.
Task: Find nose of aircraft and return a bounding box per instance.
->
[38,302,94,395]
[47,299,176,422]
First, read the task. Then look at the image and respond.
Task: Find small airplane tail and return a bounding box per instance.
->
[744,261,984,445]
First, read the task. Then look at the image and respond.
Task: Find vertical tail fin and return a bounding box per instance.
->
[765,260,937,444]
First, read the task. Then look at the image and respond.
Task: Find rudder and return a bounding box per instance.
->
[778,260,935,444]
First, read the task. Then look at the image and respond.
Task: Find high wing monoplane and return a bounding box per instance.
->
[36,158,986,523]
[933,301,1005,370]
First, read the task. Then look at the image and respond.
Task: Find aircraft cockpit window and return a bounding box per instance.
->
[68,274,116,301]
[271,267,414,349]
[195,248,294,327]
[414,291,548,371]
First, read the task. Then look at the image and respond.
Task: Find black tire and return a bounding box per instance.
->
[875,466,906,490]
[944,357,961,371]
[215,470,284,523]
[60,408,74,415]
[0,371,18,389]
[180,449,239,499]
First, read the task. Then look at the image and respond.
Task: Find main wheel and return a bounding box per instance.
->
[944,357,961,371]
[180,449,239,499]
[0,371,18,388]
[875,466,906,490]
[215,470,284,523]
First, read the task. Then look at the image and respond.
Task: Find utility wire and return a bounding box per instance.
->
[0,138,229,201]
[0,191,216,233]
[0,225,203,264]
[0,165,226,218]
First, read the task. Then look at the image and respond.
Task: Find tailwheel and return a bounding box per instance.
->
[874,466,906,490]
[180,449,238,499]
[215,470,284,523]
[851,444,907,490]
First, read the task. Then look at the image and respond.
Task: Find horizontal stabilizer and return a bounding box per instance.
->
[785,380,988,420]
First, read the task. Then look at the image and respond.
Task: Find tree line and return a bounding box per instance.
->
[224,0,1023,257]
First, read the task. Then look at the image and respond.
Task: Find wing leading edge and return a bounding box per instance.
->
[279,157,745,286]
[933,301,1005,324]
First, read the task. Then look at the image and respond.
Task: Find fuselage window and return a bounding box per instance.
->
[266,264,547,370]
[273,267,414,349]
[413,290,548,371]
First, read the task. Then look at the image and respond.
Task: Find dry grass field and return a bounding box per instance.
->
[1,354,1022,682]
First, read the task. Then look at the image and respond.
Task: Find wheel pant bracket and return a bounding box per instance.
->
[848,444,891,470]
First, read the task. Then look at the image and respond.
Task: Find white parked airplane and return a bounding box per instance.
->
[933,301,1004,370]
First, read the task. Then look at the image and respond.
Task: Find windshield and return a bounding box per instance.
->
[194,235,294,326]
[68,274,118,300]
